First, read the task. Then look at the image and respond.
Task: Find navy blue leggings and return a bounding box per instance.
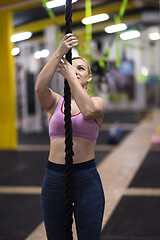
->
[41,159,105,240]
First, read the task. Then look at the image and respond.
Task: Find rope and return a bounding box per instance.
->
[64,0,74,239]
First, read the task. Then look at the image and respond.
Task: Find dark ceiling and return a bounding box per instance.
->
[13,0,114,26]
[1,0,159,38]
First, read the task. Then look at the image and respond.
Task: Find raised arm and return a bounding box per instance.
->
[56,58,105,120]
[35,33,78,112]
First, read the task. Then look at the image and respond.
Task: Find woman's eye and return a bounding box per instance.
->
[78,67,84,70]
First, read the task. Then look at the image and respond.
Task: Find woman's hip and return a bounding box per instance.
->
[41,159,105,203]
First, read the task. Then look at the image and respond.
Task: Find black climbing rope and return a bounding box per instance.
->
[64,0,74,239]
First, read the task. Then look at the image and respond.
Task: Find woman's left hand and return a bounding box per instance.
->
[56,57,77,81]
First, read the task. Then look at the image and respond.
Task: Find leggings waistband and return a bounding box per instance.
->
[47,159,96,172]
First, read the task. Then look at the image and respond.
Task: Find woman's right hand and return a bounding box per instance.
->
[57,33,78,57]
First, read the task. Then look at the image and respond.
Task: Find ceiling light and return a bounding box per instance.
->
[149,32,160,41]
[11,32,32,42]
[46,0,77,8]
[82,13,109,25]
[120,30,141,40]
[105,23,127,33]
[11,47,20,56]
[34,49,50,59]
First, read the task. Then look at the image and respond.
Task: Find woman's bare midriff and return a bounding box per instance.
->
[48,136,96,164]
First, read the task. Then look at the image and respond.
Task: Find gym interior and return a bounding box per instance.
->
[0,0,160,239]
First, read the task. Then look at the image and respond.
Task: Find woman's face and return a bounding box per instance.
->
[72,59,92,88]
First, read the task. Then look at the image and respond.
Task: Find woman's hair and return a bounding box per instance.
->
[72,56,92,93]
[72,56,92,75]
[61,56,92,95]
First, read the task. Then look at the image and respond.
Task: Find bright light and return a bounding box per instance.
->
[34,49,50,59]
[34,51,42,59]
[82,13,109,25]
[46,0,77,8]
[141,67,148,76]
[41,49,49,58]
[149,32,160,41]
[120,30,141,40]
[11,47,20,56]
[11,32,32,42]
[105,23,127,33]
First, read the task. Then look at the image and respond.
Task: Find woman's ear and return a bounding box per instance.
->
[87,74,92,83]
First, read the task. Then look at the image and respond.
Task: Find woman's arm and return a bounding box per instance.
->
[70,80,104,120]
[56,58,105,120]
[35,33,78,112]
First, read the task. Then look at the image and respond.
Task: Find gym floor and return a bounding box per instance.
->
[0,109,160,240]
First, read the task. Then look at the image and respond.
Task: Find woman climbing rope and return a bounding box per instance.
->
[35,33,105,240]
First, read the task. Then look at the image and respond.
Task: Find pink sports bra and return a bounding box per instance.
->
[49,96,100,143]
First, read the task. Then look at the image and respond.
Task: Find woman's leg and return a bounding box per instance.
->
[73,167,105,240]
[41,168,65,240]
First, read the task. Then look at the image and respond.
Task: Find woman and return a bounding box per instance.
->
[35,33,105,240]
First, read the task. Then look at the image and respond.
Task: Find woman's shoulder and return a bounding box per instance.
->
[47,95,62,122]
[90,95,103,99]
[49,94,62,111]
[90,96,104,104]
[90,96,104,127]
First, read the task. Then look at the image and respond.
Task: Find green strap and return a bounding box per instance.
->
[115,0,128,68]
[103,48,111,62]
[97,0,128,69]
[42,0,58,23]
[42,0,59,49]
[85,0,92,52]
[55,27,60,49]
[119,0,128,19]
[115,34,121,68]
[84,0,94,96]
[98,59,105,68]
[114,15,121,25]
